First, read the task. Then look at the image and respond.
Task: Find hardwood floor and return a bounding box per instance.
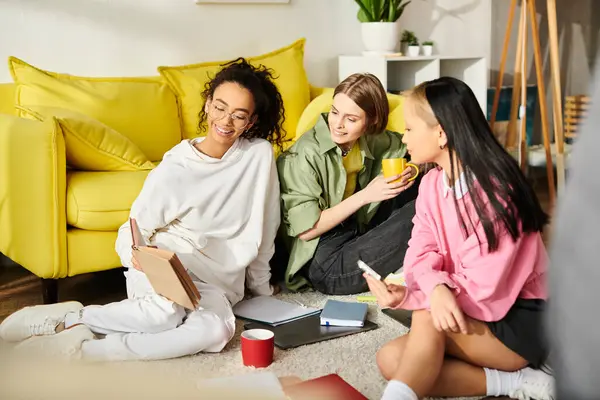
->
[0,258,126,322]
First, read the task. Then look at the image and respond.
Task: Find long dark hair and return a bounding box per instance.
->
[198,57,286,152]
[407,77,549,251]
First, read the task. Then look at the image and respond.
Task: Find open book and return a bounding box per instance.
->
[130,218,201,310]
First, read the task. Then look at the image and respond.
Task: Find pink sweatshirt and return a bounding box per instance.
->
[398,168,548,322]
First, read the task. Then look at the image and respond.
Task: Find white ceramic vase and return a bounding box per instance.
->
[407,45,420,57]
[422,45,433,56]
[361,22,400,54]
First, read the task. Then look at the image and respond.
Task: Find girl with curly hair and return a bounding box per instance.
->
[0,58,286,361]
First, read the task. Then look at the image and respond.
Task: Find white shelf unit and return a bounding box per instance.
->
[338,55,488,114]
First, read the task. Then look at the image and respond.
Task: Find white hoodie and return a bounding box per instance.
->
[115,137,280,306]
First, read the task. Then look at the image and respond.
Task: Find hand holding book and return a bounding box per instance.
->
[129,218,201,310]
[132,254,142,271]
[131,246,157,272]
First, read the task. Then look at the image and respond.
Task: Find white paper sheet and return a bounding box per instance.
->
[201,371,286,399]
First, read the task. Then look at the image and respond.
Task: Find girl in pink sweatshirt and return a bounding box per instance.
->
[365,77,554,400]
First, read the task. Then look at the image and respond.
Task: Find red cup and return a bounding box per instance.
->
[241,329,275,368]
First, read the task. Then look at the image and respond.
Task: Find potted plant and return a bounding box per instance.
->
[407,35,420,57]
[422,40,434,56]
[400,30,417,54]
[355,0,412,54]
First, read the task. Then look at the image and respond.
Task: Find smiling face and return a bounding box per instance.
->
[205,82,255,147]
[401,96,447,164]
[327,93,368,147]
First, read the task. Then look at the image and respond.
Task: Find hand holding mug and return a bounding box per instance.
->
[360,173,414,204]
[382,158,419,184]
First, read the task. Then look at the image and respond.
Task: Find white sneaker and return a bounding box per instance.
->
[509,367,556,400]
[0,301,83,342]
[14,324,95,360]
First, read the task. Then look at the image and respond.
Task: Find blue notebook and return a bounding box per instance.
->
[320,300,368,327]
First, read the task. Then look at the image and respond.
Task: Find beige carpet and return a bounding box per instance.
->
[191,290,406,399]
[0,289,486,400]
[186,290,482,400]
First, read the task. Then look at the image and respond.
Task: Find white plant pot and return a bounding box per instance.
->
[407,46,420,57]
[361,22,400,54]
[422,45,433,56]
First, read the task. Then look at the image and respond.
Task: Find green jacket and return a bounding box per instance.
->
[276,113,408,291]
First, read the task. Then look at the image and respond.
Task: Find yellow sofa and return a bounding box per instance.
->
[0,41,405,303]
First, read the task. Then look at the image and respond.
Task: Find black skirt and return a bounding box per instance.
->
[486,298,549,369]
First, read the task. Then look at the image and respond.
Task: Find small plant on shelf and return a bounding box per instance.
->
[422,40,434,56]
[401,30,417,45]
[401,30,420,56]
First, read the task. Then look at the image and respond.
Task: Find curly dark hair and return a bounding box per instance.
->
[198,57,286,152]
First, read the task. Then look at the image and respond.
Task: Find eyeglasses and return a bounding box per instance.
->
[208,102,251,130]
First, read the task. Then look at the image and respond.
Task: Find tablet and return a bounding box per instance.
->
[244,314,378,350]
[381,308,413,329]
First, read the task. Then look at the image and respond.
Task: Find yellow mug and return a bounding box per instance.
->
[382,158,419,183]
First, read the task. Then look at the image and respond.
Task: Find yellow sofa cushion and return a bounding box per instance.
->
[158,38,310,142]
[66,170,151,230]
[295,89,406,139]
[0,83,16,116]
[387,95,406,133]
[295,88,335,139]
[19,106,156,171]
[9,57,181,162]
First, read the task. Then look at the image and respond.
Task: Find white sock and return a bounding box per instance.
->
[63,311,80,329]
[381,380,418,400]
[484,367,523,396]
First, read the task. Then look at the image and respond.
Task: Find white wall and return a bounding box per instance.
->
[0,0,491,87]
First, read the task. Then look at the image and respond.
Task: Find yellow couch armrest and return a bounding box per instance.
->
[0,114,67,278]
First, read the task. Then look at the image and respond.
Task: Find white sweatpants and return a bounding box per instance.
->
[77,269,236,361]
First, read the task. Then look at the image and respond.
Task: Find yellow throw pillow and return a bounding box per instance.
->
[158,38,310,142]
[18,106,156,172]
[295,90,406,140]
[0,83,16,116]
[295,88,334,139]
[9,57,181,162]
[387,95,406,134]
